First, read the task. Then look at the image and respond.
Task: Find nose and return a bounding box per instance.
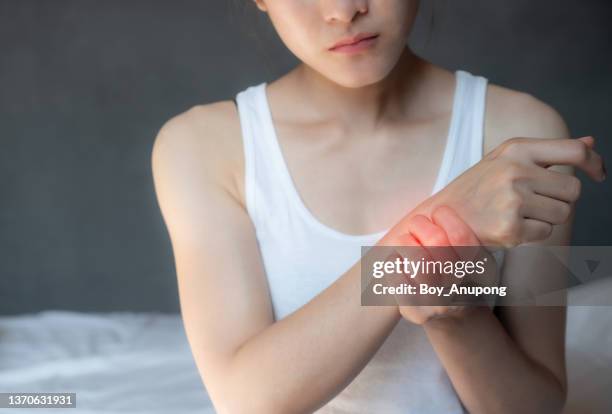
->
[321,0,369,24]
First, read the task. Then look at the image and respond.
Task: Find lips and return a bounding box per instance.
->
[329,32,379,51]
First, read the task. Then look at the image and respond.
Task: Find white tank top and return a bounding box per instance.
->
[235,70,504,413]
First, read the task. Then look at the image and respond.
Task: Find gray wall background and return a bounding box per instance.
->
[1,0,610,314]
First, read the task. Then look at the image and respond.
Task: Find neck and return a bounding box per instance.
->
[292,46,427,130]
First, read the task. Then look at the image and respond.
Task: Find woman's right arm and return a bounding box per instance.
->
[151,103,402,414]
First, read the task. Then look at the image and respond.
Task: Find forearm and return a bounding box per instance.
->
[221,259,401,414]
[423,307,566,414]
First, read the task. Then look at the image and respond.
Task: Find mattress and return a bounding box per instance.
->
[0,312,214,413]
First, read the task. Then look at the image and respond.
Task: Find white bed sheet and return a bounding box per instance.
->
[0,281,611,413]
[0,311,213,414]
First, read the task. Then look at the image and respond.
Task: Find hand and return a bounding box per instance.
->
[388,206,495,326]
[386,136,606,248]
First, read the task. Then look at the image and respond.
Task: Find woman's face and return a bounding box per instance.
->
[254,0,420,88]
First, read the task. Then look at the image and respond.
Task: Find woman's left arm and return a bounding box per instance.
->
[423,215,570,413]
[423,91,576,413]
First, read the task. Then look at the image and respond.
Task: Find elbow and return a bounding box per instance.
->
[210,349,306,414]
[208,347,318,414]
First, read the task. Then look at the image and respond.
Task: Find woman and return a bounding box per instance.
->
[151,1,606,413]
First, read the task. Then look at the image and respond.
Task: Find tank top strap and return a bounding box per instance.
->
[234,84,262,226]
[235,83,292,233]
[442,70,489,184]
[458,70,489,166]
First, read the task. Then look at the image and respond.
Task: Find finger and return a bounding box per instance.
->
[519,219,553,245]
[372,233,422,305]
[393,232,421,246]
[431,205,482,263]
[579,136,608,180]
[392,232,433,301]
[431,206,484,261]
[431,205,481,247]
[578,135,595,149]
[407,214,452,247]
[407,214,459,264]
[527,166,581,202]
[392,232,430,279]
[523,137,605,182]
[521,193,572,225]
[392,231,430,267]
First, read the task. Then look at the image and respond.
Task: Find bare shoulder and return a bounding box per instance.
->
[483,83,571,156]
[151,100,245,203]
